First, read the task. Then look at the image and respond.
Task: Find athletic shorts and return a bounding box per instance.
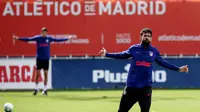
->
[118,86,152,112]
[36,59,49,70]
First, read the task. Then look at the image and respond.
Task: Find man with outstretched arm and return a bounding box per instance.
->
[99,28,189,112]
[13,27,75,96]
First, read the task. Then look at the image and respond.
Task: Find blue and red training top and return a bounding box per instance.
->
[106,44,179,88]
[19,35,68,60]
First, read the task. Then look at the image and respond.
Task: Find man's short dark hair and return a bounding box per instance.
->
[140,28,152,36]
[41,27,48,32]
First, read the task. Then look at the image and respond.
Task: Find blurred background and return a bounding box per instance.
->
[0,0,200,112]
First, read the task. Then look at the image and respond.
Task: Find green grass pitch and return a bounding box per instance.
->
[0,90,199,112]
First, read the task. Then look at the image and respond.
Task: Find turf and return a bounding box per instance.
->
[0,90,199,112]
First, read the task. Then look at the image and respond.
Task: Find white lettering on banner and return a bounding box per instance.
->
[13,2,23,16]
[93,64,129,83]
[156,1,166,15]
[0,59,52,89]
[93,70,104,83]
[138,1,148,15]
[2,1,166,16]
[2,1,82,16]
[43,2,53,16]
[71,1,81,16]
[84,1,96,16]
[92,64,167,83]
[126,1,136,15]
[116,33,131,44]
[3,2,14,16]
[99,1,166,16]
[85,5,95,12]
[150,1,154,15]
[69,39,90,44]
[152,70,167,83]
[93,70,127,83]
[113,1,124,15]
[158,35,200,41]
[34,2,43,16]
[99,1,112,15]
[47,34,90,44]
[55,1,59,16]
[60,2,70,16]
[24,2,32,16]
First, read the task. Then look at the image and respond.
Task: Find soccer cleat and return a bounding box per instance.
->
[33,89,39,96]
[42,90,48,96]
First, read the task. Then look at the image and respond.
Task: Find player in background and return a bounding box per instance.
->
[99,28,189,112]
[13,27,75,96]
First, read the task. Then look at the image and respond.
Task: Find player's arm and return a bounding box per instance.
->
[99,47,132,59]
[50,35,75,42]
[13,35,38,41]
[155,49,189,72]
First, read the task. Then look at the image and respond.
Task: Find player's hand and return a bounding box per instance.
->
[68,35,77,40]
[179,65,189,73]
[12,34,19,40]
[99,47,107,56]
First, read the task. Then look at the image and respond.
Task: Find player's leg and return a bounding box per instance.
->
[35,70,41,86]
[118,87,138,112]
[33,59,42,95]
[42,60,49,95]
[42,70,48,95]
[138,87,152,112]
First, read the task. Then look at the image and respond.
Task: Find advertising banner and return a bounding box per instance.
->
[52,58,200,89]
[0,0,200,56]
[0,59,52,89]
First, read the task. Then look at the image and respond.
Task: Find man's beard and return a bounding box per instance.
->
[142,40,150,47]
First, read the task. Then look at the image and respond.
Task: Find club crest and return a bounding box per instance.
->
[149,51,153,57]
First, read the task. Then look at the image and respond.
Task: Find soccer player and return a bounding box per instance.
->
[99,28,189,112]
[13,27,74,96]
